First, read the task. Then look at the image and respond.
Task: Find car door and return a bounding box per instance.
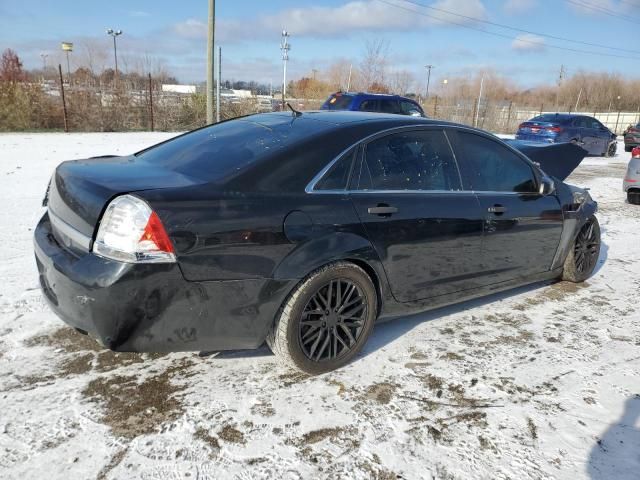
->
[580,117,602,155]
[450,129,564,284]
[349,127,486,302]
[591,118,610,155]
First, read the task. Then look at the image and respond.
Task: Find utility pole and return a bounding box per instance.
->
[40,53,48,71]
[216,46,221,123]
[106,29,123,85]
[424,64,434,99]
[206,0,215,124]
[475,74,485,128]
[555,64,565,111]
[347,63,352,92]
[281,30,290,111]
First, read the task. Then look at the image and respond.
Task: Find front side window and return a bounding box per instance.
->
[357,130,461,191]
[400,101,422,116]
[457,132,538,193]
[379,100,400,114]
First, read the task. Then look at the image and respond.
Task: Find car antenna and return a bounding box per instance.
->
[286,102,303,117]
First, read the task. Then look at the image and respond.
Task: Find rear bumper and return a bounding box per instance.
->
[34,212,294,352]
[515,134,557,143]
[624,137,640,147]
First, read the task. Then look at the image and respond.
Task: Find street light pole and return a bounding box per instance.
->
[424,64,434,99]
[106,29,123,85]
[281,30,290,111]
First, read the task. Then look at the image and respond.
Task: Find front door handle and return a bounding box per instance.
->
[368,205,398,216]
[488,205,507,214]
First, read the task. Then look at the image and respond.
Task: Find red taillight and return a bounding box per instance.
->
[545,126,562,133]
[518,123,526,130]
[633,147,640,158]
[140,211,175,253]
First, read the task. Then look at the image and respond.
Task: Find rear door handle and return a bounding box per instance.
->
[487,205,507,214]
[368,205,398,216]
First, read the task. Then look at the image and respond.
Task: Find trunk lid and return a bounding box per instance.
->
[47,155,204,244]
[507,141,588,181]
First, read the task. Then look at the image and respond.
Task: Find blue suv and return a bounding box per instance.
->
[516,113,617,157]
[320,92,426,117]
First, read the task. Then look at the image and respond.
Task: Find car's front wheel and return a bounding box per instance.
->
[267,262,377,374]
[562,216,601,283]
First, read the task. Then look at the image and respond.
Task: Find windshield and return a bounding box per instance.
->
[530,114,565,123]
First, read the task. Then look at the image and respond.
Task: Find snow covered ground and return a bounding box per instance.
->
[0,132,638,480]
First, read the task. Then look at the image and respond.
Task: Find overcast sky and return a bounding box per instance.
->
[2,0,639,89]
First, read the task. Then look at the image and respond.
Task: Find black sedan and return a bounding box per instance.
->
[34,111,600,374]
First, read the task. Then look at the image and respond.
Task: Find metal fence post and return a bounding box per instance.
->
[58,64,69,133]
[148,73,154,132]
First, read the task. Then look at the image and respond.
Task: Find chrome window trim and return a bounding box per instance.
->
[305,123,543,195]
[48,208,92,250]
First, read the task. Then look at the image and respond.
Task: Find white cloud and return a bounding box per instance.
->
[173,0,489,41]
[504,0,538,14]
[511,33,546,52]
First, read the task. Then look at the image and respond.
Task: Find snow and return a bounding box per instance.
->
[0,133,638,480]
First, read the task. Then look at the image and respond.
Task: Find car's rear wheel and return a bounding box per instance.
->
[267,262,377,374]
[562,216,601,283]
[628,190,640,205]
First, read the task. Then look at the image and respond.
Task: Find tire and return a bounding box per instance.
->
[267,262,378,374]
[628,190,640,205]
[562,216,601,283]
[604,141,617,158]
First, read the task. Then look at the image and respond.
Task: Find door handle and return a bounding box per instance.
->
[487,205,507,214]
[368,205,398,216]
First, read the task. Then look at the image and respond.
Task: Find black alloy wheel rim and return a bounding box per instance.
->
[607,142,616,156]
[574,220,599,274]
[298,279,367,362]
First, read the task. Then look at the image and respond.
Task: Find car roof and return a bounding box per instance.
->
[330,91,418,101]
[247,110,438,127]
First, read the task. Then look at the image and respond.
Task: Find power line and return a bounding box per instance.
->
[565,0,640,23]
[375,0,640,61]
[399,0,640,55]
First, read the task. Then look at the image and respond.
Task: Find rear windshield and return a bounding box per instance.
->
[135,117,294,180]
[322,94,354,110]
[530,114,567,123]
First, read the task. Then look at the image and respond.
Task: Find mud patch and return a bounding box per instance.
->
[194,426,221,453]
[96,447,129,480]
[82,359,193,439]
[365,382,396,404]
[25,327,102,353]
[60,352,94,376]
[218,424,245,444]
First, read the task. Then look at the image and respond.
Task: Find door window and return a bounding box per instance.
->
[456,132,538,193]
[357,130,461,191]
[379,100,401,114]
[400,101,423,116]
[359,100,379,112]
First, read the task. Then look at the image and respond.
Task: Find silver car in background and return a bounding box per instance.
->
[624,147,640,205]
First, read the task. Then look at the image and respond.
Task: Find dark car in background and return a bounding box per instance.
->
[35,111,599,374]
[320,92,426,117]
[516,113,617,157]
[624,123,640,152]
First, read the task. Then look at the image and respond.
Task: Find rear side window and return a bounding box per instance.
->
[323,94,353,110]
[359,100,379,112]
[357,130,461,191]
[456,132,537,193]
[314,149,356,190]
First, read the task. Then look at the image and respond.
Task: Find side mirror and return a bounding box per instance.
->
[539,176,555,196]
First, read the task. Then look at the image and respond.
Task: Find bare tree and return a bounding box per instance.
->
[359,39,390,92]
